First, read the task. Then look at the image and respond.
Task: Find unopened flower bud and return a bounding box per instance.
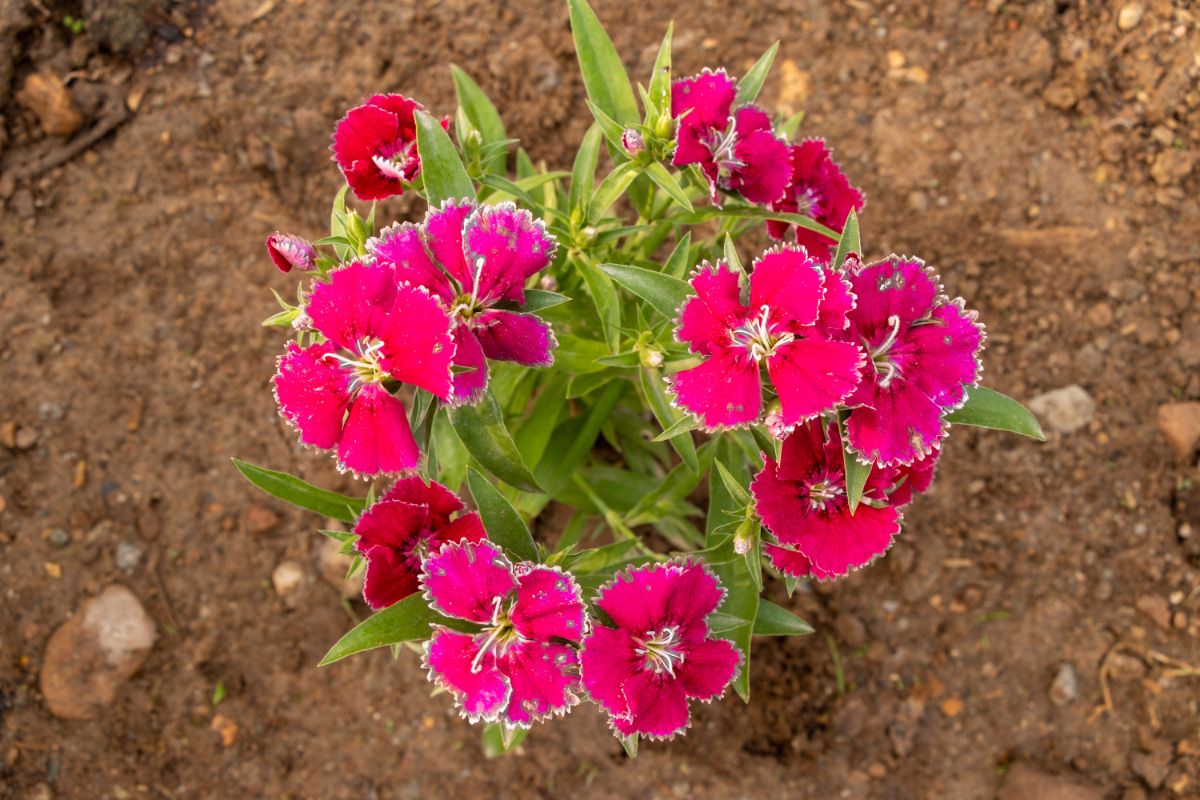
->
[292,310,312,331]
[764,400,790,440]
[621,128,645,157]
[732,518,756,555]
[654,113,674,140]
[539,274,558,292]
[265,232,316,273]
[640,348,664,368]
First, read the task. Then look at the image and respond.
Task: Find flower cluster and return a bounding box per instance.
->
[671,68,864,252]
[244,6,1037,757]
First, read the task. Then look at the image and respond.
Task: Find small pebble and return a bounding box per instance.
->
[48,528,70,548]
[1028,385,1095,434]
[15,427,38,450]
[115,542,143,571]
[272,561,305,597]
[1117,4,1143,31]
[1050,662,1078,705]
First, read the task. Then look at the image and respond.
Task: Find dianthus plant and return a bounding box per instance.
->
[237,0,1044,756]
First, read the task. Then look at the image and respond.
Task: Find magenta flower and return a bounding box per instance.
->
[668,246,866,433]
[369,200,558,405]
[841,255,986,466]
[580,560,740,740]
[767,139,865,263]
[420,540,587,728]
[272,261,455,476]
[265,232,316,273]
[671,69,791,206]
[887,445,940,508]
[332,94,442,201]
[752,420,902,580]
[353,477,487,609]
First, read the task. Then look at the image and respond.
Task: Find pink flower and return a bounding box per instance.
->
[671,69,791,206]
[887,445,940,507]
[752,420,902,580]
[353,477,487,609]
[580,560,740,740]
[369,200,558,405]
[668,246,866,433]
[332,94,444,201]
[265,232,316,273]
[767,139,865,263]
[272,261,455,476]
[840,255,986,467]
[420,540,587,728]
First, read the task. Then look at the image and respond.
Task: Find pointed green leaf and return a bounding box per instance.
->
[646,23,673,119]
[448,389,541,493]
[734,42,780,106]
[569,0,640,126]
[652,413,702,442]
[482,723,528,757]
[945,385,1046,440]
[640,366,698,473]
[598,262,691,320]
[589,161,639,221]
[753,599,814,636]
[831,208,861,268]
[467,468,538,562]
[232,459,363,523]
[837,415,871,514]
[319,593,477,665]
[414,109,475,207]
[619,733,639,758]
[713,459,753,506]
[569,124,604,214]
[680,204,838,241]
[508,289,569,313]
[643,161,693,211]
[722,232,744,273]
[664,232,693,279]
[577,258,622,351]
[536,380,625,497]
[450,64,507,174]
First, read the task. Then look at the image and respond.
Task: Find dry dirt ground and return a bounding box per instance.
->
[2,0,1200,798]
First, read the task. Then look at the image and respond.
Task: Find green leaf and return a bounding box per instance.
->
[515,374,569,467]
[536,380,625,497]
[232,459,363,523]
[777,110,805,139]
[506,289,569,313]
[664,232,693,279]
[753,599,814,636]
[569,124,604,214]
[589,161,639,221]
[448,389,541,493]
[713,460,753,506]
[734,41,780,106]
[619,733,639,758]
[722,232,744,273]
[712,557,758,703]
[568,0,640,126]
[319,594,476,666]
[680,204,838,241]
[652,413,702,442]
[584,100,627,151]
[831,208,861,268]
[640,366,698,473]
[467,468,538,562]
[414,110,475,207]
[646,23,673,119]
[482,723,528,757]
[945,385,1046,440]
[577,258,622,352]
[643,162,693,211]
[837,415,871,514]
[450,65,507,175]
[566,368,620,399]
[599,262,691,320]
[329,185,352,262]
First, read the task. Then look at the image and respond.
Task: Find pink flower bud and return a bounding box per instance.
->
[621,128,645,157]
[265,232,316,273]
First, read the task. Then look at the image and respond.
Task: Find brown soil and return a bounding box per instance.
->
[2,0,1199,797]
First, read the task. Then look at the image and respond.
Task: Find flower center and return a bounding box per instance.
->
[450,256,490,321]
[636,625,685,677]
[807,478,845,511]
[323,337,387,388]
[792,186,820,218]
[471,597,526,674]
[705,121,745,183]
[868,314,903,389]
[371,140,417,181]
[732,305,794,361]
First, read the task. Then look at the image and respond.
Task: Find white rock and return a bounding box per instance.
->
[272,560,305,597]
[1028,385,1095,434]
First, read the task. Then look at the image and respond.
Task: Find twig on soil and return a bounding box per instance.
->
[1092,641,1200,721]
[4,100,131,183]
[148,549,180,633]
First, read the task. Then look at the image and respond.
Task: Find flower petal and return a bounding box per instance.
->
[668,352,762,430]
[448,325,489,406]
[471,310,556,367]
[766,338,865,426]
[580,626,639,718]
[594,564,676,634]
[378,476,464,526]
[360,543,420,610]
[265,232,315,273]
[497,640,581,728]
[354,498,430,552]
[619,670,691,740]
[792,502,901,580]
[373,283,456,400]
[816,266,856,335]
[273,341,351,451]
[510,565,586,643]
[894,300,985,411]
[421,540,517,624]
[435,511,488,546]
[462,203,557,305]
[846,379,947,467]
[677,262,747,356]
[337,383,420,476]
[671,69,736,131]
[847,256,941,339]
[774,421,828,482]
[332,103,404,201]
[748,246,823,329]
[306,261,399,351]
[663,561,726,631]
[424,628,510,723]
[763,543,814,578]
[677,637,740,701]
[888,446,940,507]
[730,125,791,205]
[368,222,455,302]
[422,199,475,290]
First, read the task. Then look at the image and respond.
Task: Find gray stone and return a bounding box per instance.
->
[1028,385,1095,434]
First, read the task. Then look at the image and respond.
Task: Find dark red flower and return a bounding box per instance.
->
[332,94,445,202]
[767,139,865,263]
